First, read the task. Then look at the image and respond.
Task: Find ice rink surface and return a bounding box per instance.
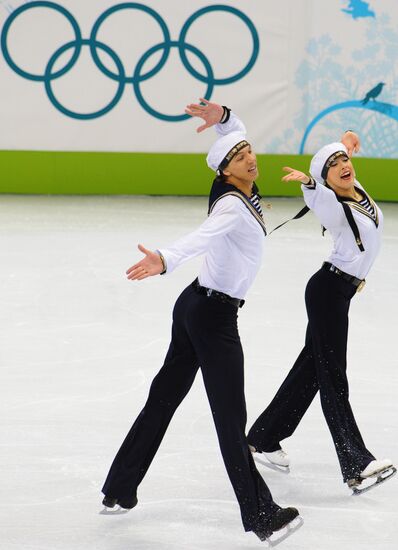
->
[0,194,397,550]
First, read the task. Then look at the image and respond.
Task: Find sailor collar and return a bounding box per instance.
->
[208,178,267,236]
[337,186,379,227]
[325,184,379,252]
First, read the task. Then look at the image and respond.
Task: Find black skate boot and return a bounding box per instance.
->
[254,507,302,543]
[270,507,299,531]
[102,494,138,512]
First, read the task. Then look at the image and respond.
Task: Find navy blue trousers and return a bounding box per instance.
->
[103,282,279,532]
[248,267,375,482]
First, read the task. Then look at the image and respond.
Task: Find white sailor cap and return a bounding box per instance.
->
[206,131,249,172]
[310,142,349,184]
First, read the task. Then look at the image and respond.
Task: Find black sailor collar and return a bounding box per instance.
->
[208,177,260,214]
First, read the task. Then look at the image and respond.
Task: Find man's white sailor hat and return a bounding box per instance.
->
[310,142,349,184]
[206,131,249,172]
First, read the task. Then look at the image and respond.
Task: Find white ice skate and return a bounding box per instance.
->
[348,459,396,495]
[249,445,290,473]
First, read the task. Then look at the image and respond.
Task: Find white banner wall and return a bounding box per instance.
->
[1,0,397,157]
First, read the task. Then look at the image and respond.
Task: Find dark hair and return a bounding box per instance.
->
[321,151,349,180]
[214,171,227,184]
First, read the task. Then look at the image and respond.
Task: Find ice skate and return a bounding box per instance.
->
[254,507,303,545]
[250,444,290,474]
[348,459,396,495]
[100,494,138,515]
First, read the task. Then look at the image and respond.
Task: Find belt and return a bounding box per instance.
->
[322,262,366,292]
[192,278,245,308]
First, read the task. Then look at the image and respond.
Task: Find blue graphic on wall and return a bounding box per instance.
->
[268,9,398,159]
[362,82,385,103]
[300,96,398,154]
[341,1,375,20]
[0,1,259,121]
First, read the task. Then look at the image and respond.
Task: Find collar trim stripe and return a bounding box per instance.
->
[209,191,267,236]
[343,189,379,227]
[345,201,379,227]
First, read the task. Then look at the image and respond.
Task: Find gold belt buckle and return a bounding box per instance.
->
[356,280,366,293]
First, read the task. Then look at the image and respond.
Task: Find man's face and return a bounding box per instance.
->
[224,145,258,182]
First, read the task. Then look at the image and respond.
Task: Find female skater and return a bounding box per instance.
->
[248,138,395,492]
[101,100,301,542]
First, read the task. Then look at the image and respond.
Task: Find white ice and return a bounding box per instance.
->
[0,195,397,550]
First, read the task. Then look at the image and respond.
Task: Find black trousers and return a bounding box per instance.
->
[103,282,279,532]
[248,267,375,482]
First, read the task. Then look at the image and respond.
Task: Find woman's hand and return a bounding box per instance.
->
[341,131,360,157]
[185,98,224,133]
[126,244,163,281]
[282,166,311,184]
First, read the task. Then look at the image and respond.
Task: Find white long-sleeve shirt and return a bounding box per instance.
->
[302,181,383,279]
[158,194,265,300]
[158,112,264,300]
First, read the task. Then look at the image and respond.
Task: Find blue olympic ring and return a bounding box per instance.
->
[133,41,214,121]
[1,1,82,81]
[179,5,259,85]
[45,39,126,120]
[1,1,260,121]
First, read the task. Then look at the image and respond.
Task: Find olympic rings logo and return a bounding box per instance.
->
[1,2,259,121]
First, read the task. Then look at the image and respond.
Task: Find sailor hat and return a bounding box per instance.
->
[206,131,249,172]
[310,142,349,184]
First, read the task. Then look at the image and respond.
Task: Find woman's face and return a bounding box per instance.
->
[326,155,356,193]
[223,145,258,182]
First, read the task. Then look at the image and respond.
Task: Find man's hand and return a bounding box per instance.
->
[282,166,311,184]
[341,131,360,157]
[126,244,163,281]
[185,98,224,133]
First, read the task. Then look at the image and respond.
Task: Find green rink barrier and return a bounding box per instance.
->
[0,150,397,201]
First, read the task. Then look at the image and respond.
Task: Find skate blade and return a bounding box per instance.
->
[352,466,396,495]
[254,455,290,475]
[99,506,130,515]
[266,516,304,547]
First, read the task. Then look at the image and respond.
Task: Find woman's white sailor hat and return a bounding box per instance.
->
[310,142,349,184]
[206,131,249,172]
